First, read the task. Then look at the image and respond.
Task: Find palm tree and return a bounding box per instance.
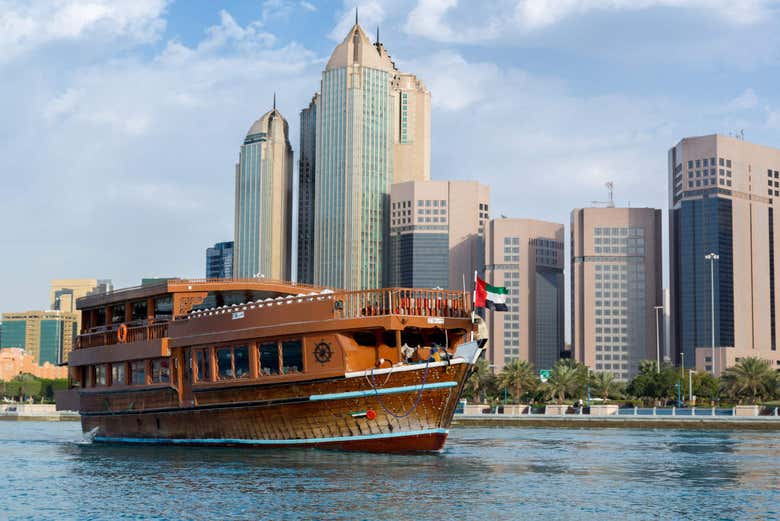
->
[464,358,497,404]
[546,360,585,404]
[721,357,777,404]
[591,371,619,401]
[498,359,538,403]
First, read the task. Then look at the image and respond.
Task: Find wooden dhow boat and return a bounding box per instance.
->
[56,279,484,452]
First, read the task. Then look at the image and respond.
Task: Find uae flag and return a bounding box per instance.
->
[474,276,508,311]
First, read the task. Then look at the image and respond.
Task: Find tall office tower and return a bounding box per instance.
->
[571,207,662,381]
[669,134,780,374]
[206,241,234,279]
[233,103,293,280]
[484,219,565,371]
[50,279,112,335]
[297,94,319,284]
[388,180,489,289]
[0,310,78,365]
[312,22,430,290]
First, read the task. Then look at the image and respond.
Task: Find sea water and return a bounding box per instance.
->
[1,422,777,520]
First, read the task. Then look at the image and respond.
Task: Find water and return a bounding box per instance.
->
[1,422,778,521]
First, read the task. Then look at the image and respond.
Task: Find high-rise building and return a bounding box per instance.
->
[206,241,234,279]
[484,218,565,371]
[669,134,780,374]
[0,310,78,365]
[297,94,318,284]
[311,22,430,290]
[571,207,662,380]
[233,103,293,280]
[50,279,112,335]
[388,180,489,290]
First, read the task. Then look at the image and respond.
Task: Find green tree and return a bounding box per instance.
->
[546,359,587,404]
[497,359,538,403]
[464,358,498,403]
[721,357,778,404]
[689,371,719,404]
[626,361,680,405]
[591,371,620,401]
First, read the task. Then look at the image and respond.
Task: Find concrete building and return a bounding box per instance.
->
[388,180,489,290]
[571,207,663,380]
[206,241,234,279]
[669,134,780,373]
[0,310,78,365]
[233,103,293,280]
[50,279,112,335]
[297,94,318,284]
[484,219,565,371]
[311,22,430,290]
[0,348,67,380]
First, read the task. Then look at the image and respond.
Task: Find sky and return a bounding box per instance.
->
[2,0,780,322]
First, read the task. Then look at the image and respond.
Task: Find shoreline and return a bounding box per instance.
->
[452,414,780,430]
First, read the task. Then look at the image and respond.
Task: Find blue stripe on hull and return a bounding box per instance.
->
[93,428,448,446]
[308,381,457,401]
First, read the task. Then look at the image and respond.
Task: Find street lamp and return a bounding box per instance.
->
[705,252,720,376]
[653,305,664,374]
[688,369,695,403]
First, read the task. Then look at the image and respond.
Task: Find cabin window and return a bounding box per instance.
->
[217,348,234,379]
[151,359,170,384]
[354,332,377,347]
[85,367,94,388]
[131,361,146,385]
[131,300,147,321]
[111,304,126,324]
[259,342,280,375]
[195,349,211,382]
[234,346,250,378]
[381,331,397,347]
[95,365,107,386]
[111,363,125,386]
[282,340,303,373]
[154,295,173,321]
[95,308,106,327]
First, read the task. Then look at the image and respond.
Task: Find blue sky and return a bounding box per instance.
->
[2,0,780,318]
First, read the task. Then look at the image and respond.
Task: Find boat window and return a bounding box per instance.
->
[282,340,303,373]
[85,367,94,388]
[111,304,126,324]
[151,359,170,384]
[111,363,125,386]
[131,300,147,321]
[95,308,106,327]
[234,346,250,378]
[217,348,234,379]
[154,295,173,321]
[95,365,107,386]
[131,361,146,385]
[354,332,376,347]
[195,349,211,382]
[381,331,397,347]
[259,342,280,375]
[402,329,424,347]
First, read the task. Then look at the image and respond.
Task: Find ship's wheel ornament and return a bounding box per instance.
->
[314,342,332,364]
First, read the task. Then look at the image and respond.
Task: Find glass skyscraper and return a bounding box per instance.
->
[297,94,318,284]
[206,241,234,279]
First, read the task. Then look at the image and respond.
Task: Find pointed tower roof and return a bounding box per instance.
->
[246,104,288,144]
[326,22,395,72]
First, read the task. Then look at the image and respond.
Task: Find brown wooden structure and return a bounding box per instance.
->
[58,278,482,452]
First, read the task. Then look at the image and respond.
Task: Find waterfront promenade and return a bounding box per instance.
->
[0,404,79,421]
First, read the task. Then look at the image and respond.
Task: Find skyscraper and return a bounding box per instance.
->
[297,94,318,284]
[233,103,293,280]
[388,180,489,290]
[0,310,78,365]
[484,218,565,371]
[311,21,430,290]
[206,241,234,279]
[571,207,662,380]
[669,134,780,374]
[50,279,112,335]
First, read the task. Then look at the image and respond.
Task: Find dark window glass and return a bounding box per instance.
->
[196,350,211,382]
[381,330,397,347]
[95,308,106,327]
[260,342,279,375]
[217,348,233,379]
[282,340,303,373]
[151,359,170,383]
[112,363,125,386]
[354,332,376,346]
[234,346,250,378]
[154,295,173,321]
[111,304,125,324]
[131,300,148,321]
[131,361,146,385]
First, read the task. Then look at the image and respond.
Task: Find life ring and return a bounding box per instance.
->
[116,324,128,343]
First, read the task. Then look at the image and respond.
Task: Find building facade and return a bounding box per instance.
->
[0,311,78,365]
[206,241,234,279]
[50,279,112,335]
[571,207,662,380]
[0,348,67,380]
[484,219,565,371]
[233,105,293,280]
[388,180,489,290]
[297,94,318,284]
[310,22,430,290]
[669,134,780,372]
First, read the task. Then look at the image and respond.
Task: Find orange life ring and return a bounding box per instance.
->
[117,324,128,343]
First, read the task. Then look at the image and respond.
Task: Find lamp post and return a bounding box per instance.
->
[705,253,720,376]
[688,369,695,403]
[654,305,664,374]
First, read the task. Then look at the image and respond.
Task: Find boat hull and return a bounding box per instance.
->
[82,359,472,453]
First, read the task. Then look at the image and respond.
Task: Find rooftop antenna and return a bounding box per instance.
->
[740,129,745,140]
[590,181,615,208]
[273,92,276,110]
[376,26,379,44]
[355,6,358,25]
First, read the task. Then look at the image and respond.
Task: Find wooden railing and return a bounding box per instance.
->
[75,322,169,349]
[335,288,471,319]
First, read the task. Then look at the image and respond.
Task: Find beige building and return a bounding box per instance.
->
[0,348,67,380]
[0,310,78,366]
[669,134,780,373]
[571,207,663,380]
[393,72,430,183]
[234,104,293,280]
[388,180,489,290]
[484,219,565,371]
[50,278,112,333]
[695,346,780,377]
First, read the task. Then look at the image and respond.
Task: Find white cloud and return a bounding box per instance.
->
[0,0,168,61]
[728,88,759,111]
